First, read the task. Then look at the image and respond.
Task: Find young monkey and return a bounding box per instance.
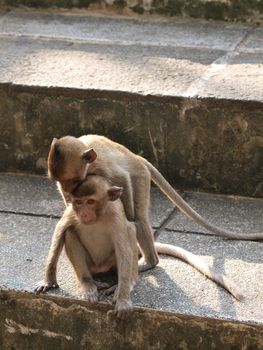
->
[37,175,139,318]
[47,135,263,276]
[36,176,242,318]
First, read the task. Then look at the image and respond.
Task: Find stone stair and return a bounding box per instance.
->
[0,7,263,350]
[0,8,262,197]
[0,174,263,349]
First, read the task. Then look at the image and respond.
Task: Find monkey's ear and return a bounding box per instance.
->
[81,149,97,163]
[108,186,123,201]
[51,137,58,146]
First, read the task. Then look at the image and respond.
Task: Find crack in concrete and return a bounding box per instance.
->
[154,191,188,240]
[0,210,60,220]
[235,26,257,53]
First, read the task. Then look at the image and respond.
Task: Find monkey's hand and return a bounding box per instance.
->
[81,282,99,303]
[115,299,133,319]
[34,280,59,294]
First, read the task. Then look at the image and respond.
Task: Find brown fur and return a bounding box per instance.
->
[36,175,138,318]
[48,135,159,271]
[35,176,242,319]
[48,135,263,246]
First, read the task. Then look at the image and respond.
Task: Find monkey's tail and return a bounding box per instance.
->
[143,159,263,241]
[154,242,243,300]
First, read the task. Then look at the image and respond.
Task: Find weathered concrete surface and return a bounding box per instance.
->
[0,10,262,197]
[0,10,253,49]
[1,290,263,350]
[0,0,262,23]
[166,191,263,235]
[0,174,262,349]
[1,291,263,350]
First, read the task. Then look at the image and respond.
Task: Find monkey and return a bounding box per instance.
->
[35,175,242,319]
[47,134,263,272]
[36,175,138,318]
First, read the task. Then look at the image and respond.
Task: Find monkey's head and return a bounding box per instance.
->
[48,136,97,193]
[70,175,123,225]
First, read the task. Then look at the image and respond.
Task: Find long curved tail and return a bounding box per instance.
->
[155,242,242,300]
[143,159,263,240]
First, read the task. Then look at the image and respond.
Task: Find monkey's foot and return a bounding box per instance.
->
[102,284,118,296]
[138,257,158,272]
[93,280,111,290]
[115,299,133,319]
[34,280,59,294]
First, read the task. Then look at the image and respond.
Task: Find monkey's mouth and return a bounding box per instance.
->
[81,218,96,225]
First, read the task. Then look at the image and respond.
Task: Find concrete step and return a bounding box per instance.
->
[0,0,262,23]
[0,9,262,197]
[0,173,263,349]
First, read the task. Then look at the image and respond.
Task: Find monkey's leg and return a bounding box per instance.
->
[132,174,159,272]
[35,219,67,294]
[127,222,139,287]
[115,171,135,221]
[101,224,138,297]
[64,229,98,303]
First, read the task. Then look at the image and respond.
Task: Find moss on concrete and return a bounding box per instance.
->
[0,84,262,197]
[0,289,263,350]
[0,0,262,23]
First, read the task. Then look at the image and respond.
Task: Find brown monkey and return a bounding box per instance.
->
[35,175,242,317]
[36,175,138,318]
[47,135,263,271]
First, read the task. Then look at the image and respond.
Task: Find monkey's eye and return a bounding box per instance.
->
[86,199,95,205]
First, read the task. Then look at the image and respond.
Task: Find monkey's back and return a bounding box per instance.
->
[79,134,149,178]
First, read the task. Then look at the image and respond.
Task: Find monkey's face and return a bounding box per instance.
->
[72,196,105,224]
[71,175,123,225]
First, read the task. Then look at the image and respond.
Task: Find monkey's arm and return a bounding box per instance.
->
[35,215,70,294]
